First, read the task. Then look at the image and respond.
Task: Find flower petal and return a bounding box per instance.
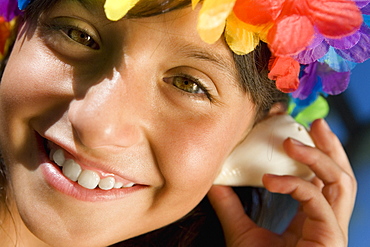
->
[225,13,260,55]
[308,32,325,49]
[364,14,370,27]
[0,0,21,21]
[335,24,370,63]
[293,96,329,128]
[319,46,358,72]
[355,0,370,9]
[317,63,351,95]
[268,56,301,93]
[308,0,363,38]
[292,63,319,100]
[267,15,315,56]
[362,4,370,14]
[197,0,236,44]
[233,0,284,25]
[0,17,11,55]
[192,0,201,9]
[18,0,31,11]
[294,41,329,64]
[326,31,361,49]
[104,0,140,21]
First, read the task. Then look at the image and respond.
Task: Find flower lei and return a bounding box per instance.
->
[1,0,370,126]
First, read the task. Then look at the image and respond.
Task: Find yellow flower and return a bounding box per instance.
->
[103,0,268,56]
[194,0,236,44]
[225,13,260,55]
[193,0,269,55]
[104,0,141,21]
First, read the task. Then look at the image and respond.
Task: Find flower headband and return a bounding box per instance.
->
[1,0,370,126]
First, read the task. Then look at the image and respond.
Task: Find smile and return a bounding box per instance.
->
[50,148,136,190]
[37,133,146,201]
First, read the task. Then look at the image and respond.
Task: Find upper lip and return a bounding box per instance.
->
[41,133,145,185]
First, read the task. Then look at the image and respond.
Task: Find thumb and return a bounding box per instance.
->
[208,185,257,240]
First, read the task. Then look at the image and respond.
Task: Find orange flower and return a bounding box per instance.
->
[0,17,11,56]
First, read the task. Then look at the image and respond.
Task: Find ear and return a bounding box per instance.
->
[268,102,287,116]
[213,114,315,187]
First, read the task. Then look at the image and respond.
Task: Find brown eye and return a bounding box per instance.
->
[171,76,205,94]
[66,28,100,50]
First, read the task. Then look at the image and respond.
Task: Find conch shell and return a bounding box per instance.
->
[214,114,315,187]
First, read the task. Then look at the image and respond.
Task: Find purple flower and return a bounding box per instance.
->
[290,61,350,111]
[0,0,21,21]
[335,24,370,63]
[294,24,370,67]
[355,0,370,8]
[291,0,369,103]
[294,1,370,66]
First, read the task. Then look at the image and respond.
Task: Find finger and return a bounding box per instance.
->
[263,175,346,245]
[283,139,356,231]
[309,119,357,231]
[310,119,353,176]
[283,138,345,185]
[263,174,335,222]
[311,176,324,191]
[207,186,257,241]
[282,206,307,244]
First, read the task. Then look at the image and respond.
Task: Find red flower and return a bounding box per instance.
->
[0,17,11,55]
[268,56,301,93]
[233,0,362,56]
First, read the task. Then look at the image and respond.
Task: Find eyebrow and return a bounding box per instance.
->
[178,44,240,87]
[70,0,241,88]
[72,0,102,15]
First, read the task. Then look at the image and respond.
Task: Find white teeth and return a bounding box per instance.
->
[53,149,65,167]
[49,149,55,162]
[99,177,115,190]
[51,148,136,190]
[78,170,100,189]
[113,182,124,189]
[62,159,82,182]
[123,182,135,188]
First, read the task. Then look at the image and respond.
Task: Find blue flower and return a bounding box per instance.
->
[18,0,31,10]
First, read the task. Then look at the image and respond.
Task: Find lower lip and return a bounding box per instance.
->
[41,163,145,202]
[37,135,146,202]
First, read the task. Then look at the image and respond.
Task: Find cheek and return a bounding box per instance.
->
[151,108,254,204]
[0,34,73,119]
[0,33,74,167]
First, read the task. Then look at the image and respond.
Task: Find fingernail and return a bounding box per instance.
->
[289,138,305,146]
[319,118,331,131]
[264,174,281,178]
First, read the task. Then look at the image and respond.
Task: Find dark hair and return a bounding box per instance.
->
[0,0,293,246]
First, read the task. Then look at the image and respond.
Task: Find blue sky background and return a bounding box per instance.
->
[325,59,370,246]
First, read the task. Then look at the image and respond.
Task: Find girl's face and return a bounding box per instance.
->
[0,1,256,246]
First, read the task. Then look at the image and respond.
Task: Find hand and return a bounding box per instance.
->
[208,119,357,247]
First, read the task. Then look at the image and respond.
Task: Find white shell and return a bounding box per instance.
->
[213,114,315,187]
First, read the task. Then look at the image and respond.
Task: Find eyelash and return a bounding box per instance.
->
[46,23,100,50]
[164,74,213,102]
[40,19,215,103]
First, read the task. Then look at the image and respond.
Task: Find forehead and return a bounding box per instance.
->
[70,0,192,17]
[41,0,241,88]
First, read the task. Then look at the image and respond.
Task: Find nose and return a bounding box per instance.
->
[68,71,143,149]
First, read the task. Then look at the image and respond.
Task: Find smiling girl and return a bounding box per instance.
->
[0,0,368,246]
